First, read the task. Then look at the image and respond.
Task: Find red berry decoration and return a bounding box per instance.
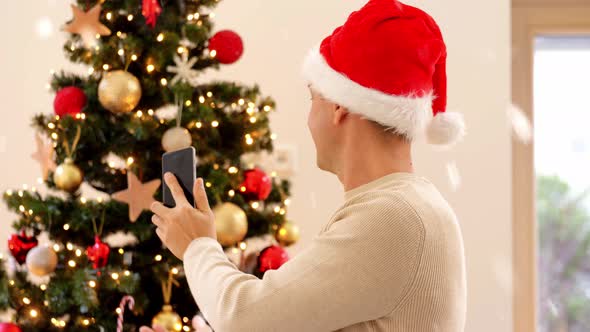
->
[239,168,272,201]
[0,322,22,332]
[7,231,38,265]
[86,236,110,269]
[255,245,289,278]
[54,86,87,117]
[208,30,244,64]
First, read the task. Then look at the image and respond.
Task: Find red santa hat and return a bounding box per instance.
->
[302,0,465,146]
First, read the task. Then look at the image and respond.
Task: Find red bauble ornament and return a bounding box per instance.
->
[7,231,38,265]
[239,168,272,201]
[255,245,289,277]
[0,322,22,332]
[142,0,162,28]
[208,30,244,64]
[86,236,110,269]
[53,86,87,117]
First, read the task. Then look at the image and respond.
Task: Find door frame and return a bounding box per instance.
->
[511,3,590,332]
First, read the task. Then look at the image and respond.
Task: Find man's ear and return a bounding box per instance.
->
[332,104,349,125]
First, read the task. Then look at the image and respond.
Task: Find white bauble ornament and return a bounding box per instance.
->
[162,127,192,152]
[26,244,58,277]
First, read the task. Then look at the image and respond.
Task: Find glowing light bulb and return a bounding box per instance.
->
[30,309,38,318]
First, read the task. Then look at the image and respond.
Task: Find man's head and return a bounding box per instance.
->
[307,84,410,173]
[302,0,465,160]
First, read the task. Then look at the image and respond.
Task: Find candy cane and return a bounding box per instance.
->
[117,295,135,332]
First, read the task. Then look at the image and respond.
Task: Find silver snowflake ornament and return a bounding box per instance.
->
[167,52,200,86]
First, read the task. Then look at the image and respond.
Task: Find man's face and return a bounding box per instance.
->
[307,86,340,172]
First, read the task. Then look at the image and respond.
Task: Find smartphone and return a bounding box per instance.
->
[162,147,196,208]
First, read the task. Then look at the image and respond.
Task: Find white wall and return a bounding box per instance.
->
[1,1,512,331]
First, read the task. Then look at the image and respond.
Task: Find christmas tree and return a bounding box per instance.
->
[0,1,299,331]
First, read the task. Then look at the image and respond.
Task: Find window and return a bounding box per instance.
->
[534,35,590,332]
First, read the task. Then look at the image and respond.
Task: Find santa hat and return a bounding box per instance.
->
[302,0,465,146]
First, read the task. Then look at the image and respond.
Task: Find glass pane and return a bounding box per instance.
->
[534,35,590,332]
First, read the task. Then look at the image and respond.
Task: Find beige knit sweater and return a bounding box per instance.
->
[183,172,467,332]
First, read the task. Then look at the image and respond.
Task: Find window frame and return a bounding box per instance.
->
[511,2,590,332]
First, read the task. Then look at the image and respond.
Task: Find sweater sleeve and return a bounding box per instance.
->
[183,193,425,332]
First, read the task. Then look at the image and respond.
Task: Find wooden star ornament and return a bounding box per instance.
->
[112,172,161,222]
[63,3,111,48]
[31,133,57,180]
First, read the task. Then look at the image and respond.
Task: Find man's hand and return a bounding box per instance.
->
[150,172,217,260]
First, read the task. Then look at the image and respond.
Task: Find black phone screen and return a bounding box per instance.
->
[162,147,196,208]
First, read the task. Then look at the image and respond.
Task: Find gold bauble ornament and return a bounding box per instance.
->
[162,127,192,152]
[26,244,58,277]
[152,304,183,332]
[275,221,300,247]
[214,203,248,247]
[98,70,142,113]
[53,158,83,192]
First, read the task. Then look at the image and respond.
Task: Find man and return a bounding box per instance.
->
[143,0,467,331]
